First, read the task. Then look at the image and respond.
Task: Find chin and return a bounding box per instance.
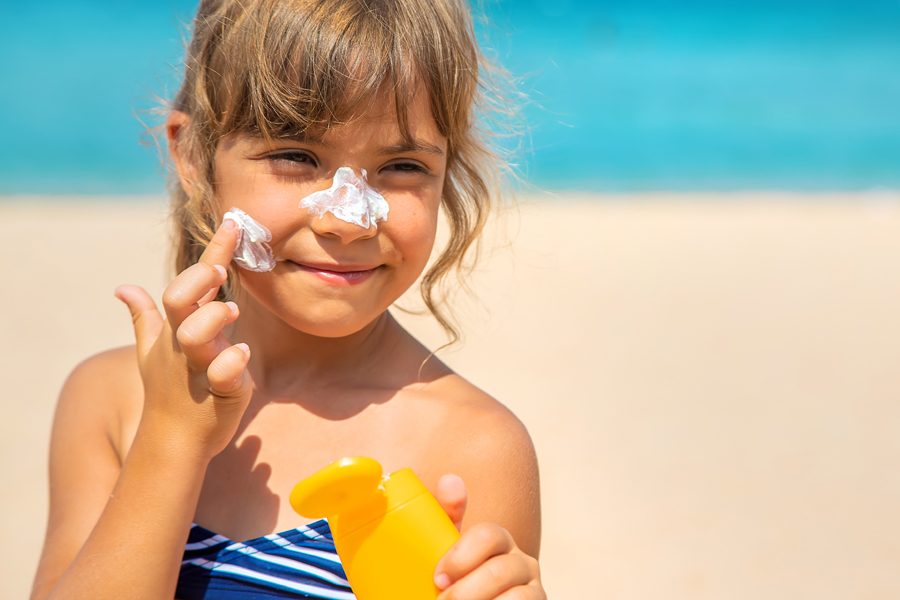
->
[296,320,375,339]
[237,275,397,338]
[281,305,388,339]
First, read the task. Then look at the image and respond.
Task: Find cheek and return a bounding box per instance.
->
[213,148,320,242]
[215,181,304,242]
[384,194,440,263]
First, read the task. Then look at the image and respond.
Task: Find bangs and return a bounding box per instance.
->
[183,0,476,146]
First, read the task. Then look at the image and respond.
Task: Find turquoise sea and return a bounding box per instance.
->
[1,0,899,194]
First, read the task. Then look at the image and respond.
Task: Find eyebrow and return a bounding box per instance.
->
[378,140,446,157]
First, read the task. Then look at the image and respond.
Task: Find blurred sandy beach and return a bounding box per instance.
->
[3,195,900,599]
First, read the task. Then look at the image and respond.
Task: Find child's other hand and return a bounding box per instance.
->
[114,219,251,458]
[434,475,546,600]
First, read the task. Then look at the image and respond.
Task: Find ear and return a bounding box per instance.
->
[166,110,198,194]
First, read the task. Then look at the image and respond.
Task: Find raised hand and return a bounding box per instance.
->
[433,475,546,600]
[115,219,252,458]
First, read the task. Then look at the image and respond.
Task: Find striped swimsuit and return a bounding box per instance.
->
[177,519,356,599]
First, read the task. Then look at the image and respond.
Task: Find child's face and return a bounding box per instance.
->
[211,88,446,337]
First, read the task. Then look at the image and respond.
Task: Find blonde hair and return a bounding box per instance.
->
[169,0,513,342]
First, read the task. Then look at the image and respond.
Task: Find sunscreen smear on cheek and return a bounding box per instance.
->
[222,207,276,272]
[300,167,389,229]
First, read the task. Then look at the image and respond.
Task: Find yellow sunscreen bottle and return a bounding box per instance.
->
[290,457,460,600]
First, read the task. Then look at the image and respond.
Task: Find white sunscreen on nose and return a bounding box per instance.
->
[300,167,389,229]
[222,207,276,272]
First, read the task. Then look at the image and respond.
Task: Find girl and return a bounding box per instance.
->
[31,0,544,598]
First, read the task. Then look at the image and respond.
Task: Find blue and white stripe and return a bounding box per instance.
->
[177,519,356,599]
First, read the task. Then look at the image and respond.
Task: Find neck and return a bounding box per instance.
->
[224,295,402,398]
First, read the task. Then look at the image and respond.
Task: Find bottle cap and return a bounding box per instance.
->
[290,456,383,518]
[290,457,431,537]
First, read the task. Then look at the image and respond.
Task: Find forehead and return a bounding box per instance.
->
[317,86,446,150]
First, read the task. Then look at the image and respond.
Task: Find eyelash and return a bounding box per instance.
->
[383,162,428,174]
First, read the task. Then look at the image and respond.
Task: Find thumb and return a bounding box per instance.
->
[114,285,164,356]
[435,473,467,531]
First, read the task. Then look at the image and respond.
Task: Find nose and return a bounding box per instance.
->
[307,211,379,244]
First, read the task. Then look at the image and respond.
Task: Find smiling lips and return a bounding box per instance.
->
[288,261,380,285]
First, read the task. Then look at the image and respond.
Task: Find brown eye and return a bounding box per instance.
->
[383,161,428,174]
[269,151,318,167]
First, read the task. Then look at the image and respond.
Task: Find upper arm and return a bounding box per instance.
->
[450,401,542,559]
[31,348,138,598]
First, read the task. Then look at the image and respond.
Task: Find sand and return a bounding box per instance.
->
[3,193,900,599]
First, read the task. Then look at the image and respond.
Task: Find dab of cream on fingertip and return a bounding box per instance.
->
[222,208,277,272]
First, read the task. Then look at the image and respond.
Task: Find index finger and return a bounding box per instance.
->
[198,217,240,268]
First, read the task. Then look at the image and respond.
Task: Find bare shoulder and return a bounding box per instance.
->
[63,344,141,391]
[65,345,140,381]
[57,345,143,458]
[31,347,143,597]
[424,373,535,458]
[416,373,542,557]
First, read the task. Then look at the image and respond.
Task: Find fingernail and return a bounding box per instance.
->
[434,572,450,590]
[225,301,239,316]
[222,218,237,231]
[213,264,227,279]
[236,342,250,357]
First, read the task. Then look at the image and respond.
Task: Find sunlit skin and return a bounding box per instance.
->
[214,93,445,341]
[195,90,447,393]
[29,88,544,600]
